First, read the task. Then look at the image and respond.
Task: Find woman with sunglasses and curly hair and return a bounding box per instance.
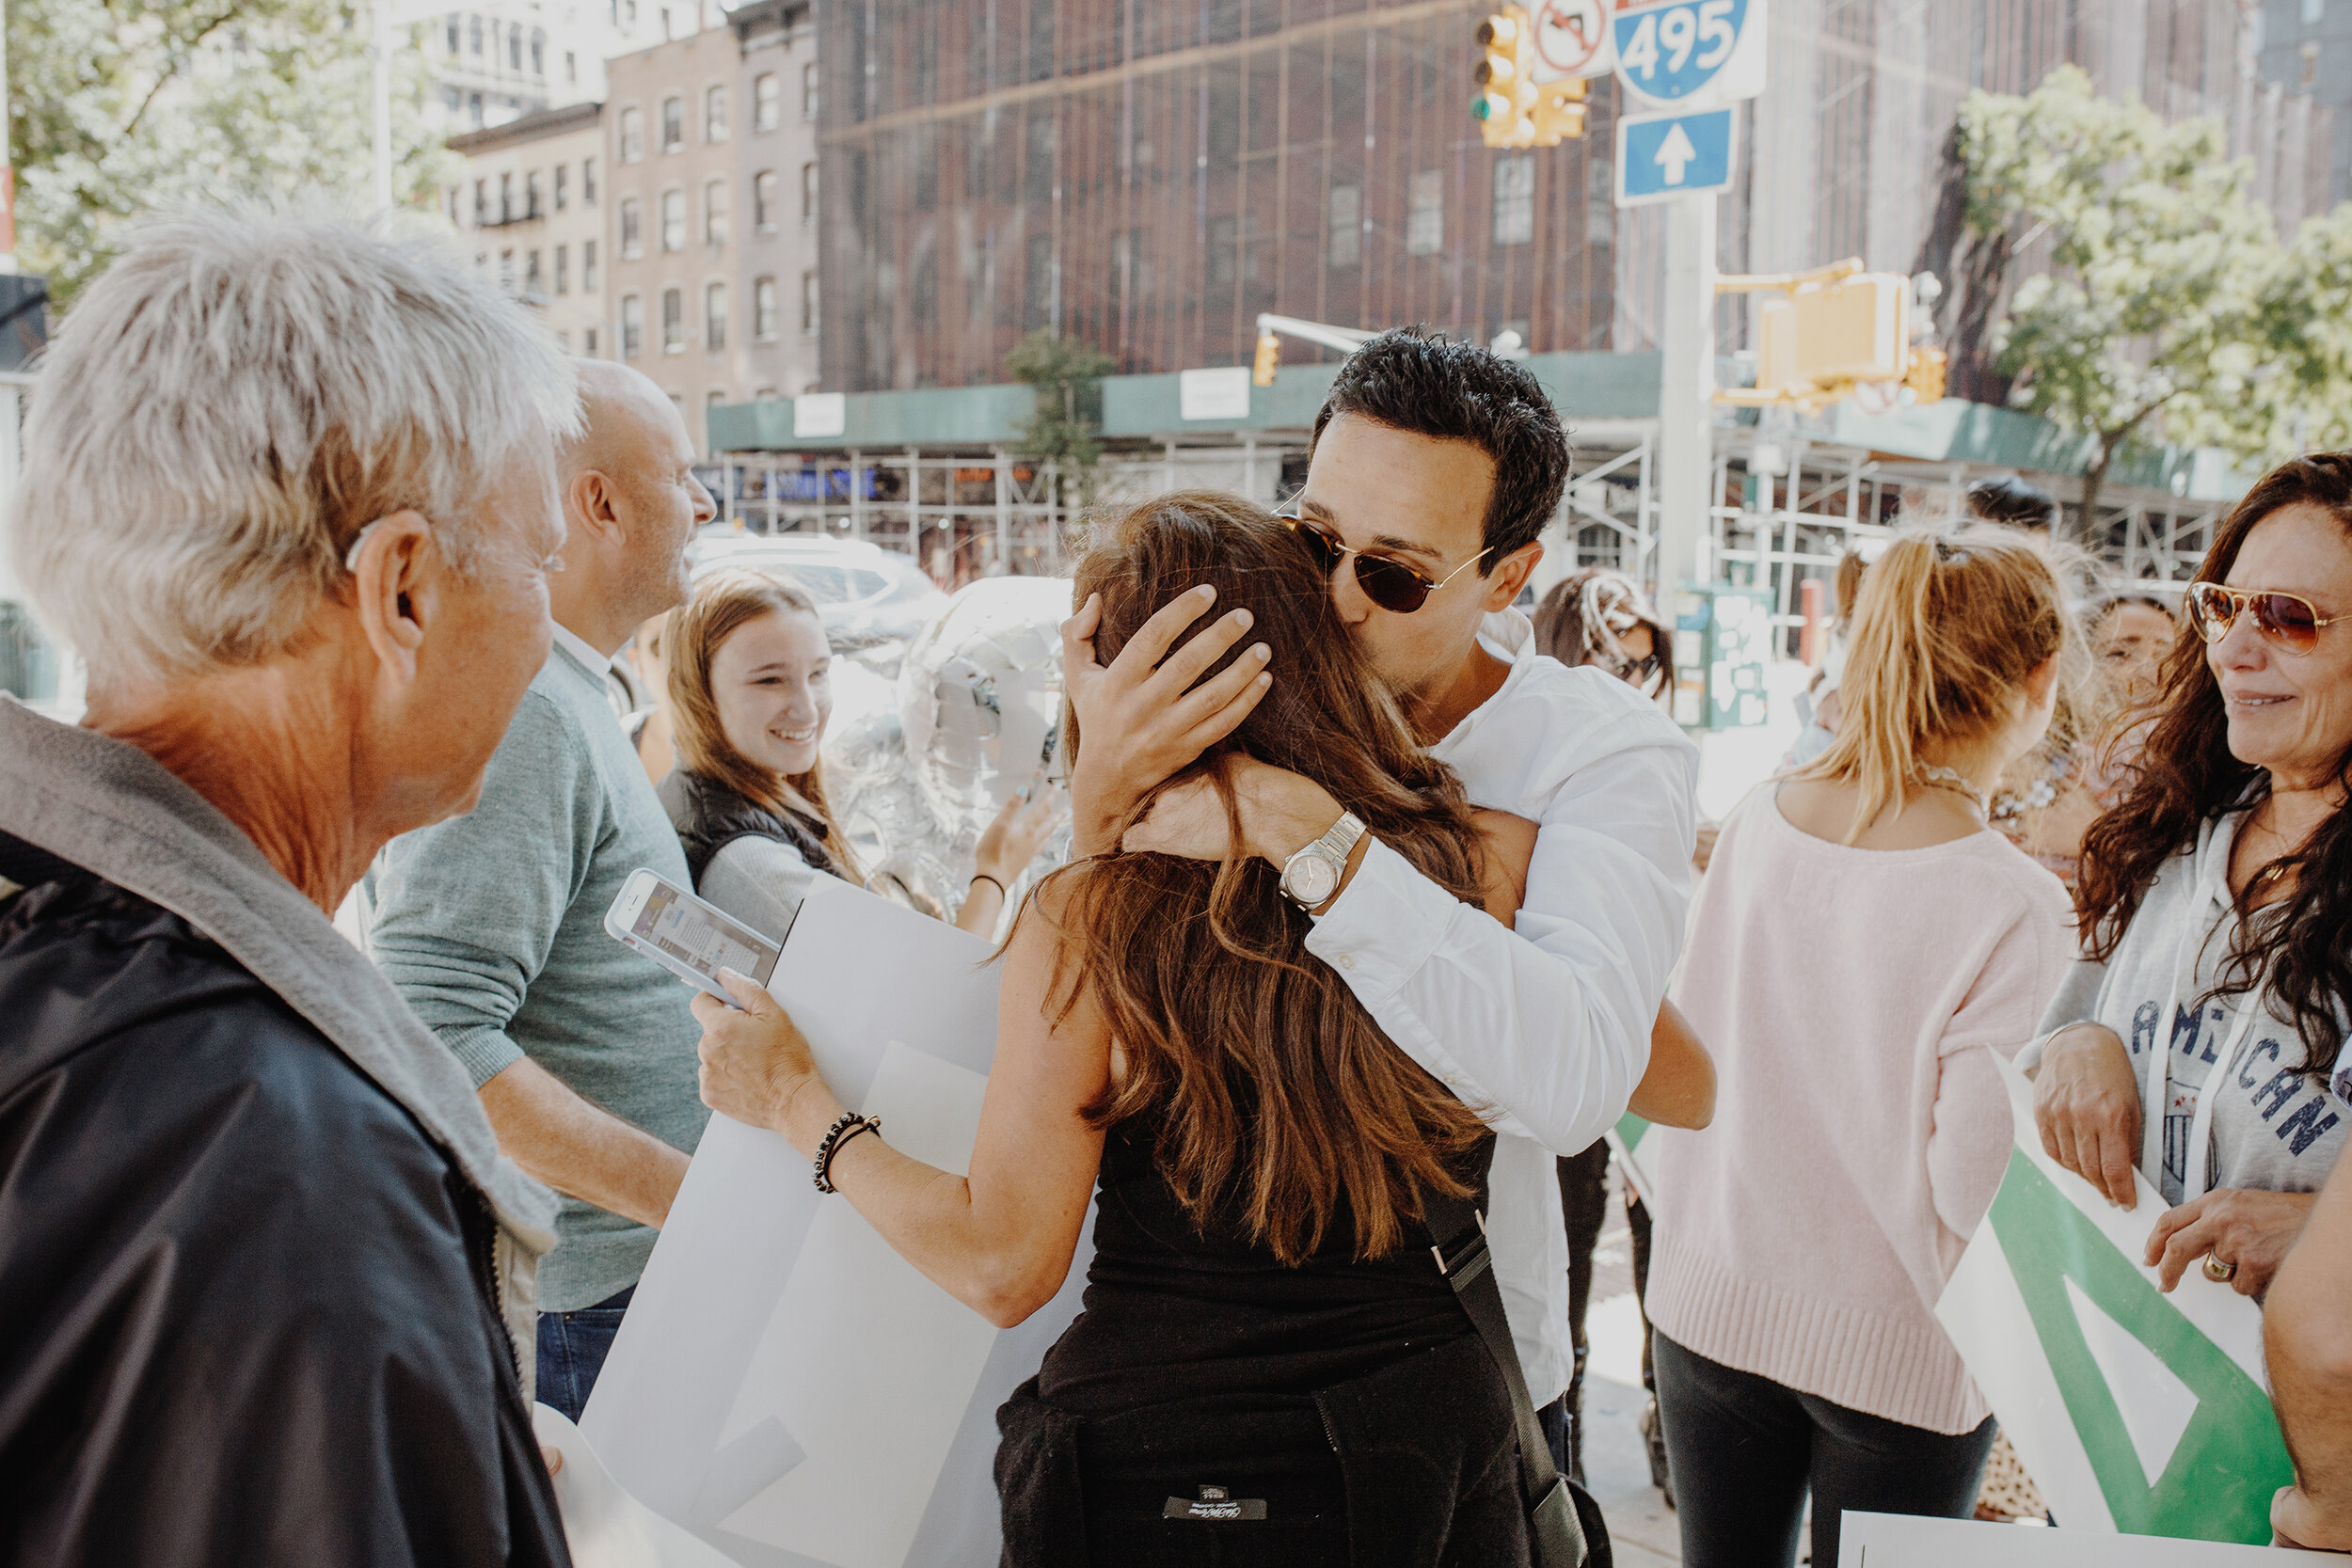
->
[2031,455,2352,1304]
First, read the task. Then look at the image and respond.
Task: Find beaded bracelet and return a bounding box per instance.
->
[812,1111,882,1194]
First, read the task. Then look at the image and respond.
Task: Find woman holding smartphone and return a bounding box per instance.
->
[659,570,1061,940]
[693,494,1561,1562]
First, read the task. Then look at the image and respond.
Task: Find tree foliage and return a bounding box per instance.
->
[1959,65,2280,528]
[8,0,451,308]
[1004,327,1116,506]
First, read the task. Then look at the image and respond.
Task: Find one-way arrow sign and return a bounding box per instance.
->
[1653,121,1698,184]
[1615,105,1737,206]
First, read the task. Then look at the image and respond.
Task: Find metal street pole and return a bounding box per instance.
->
[0,0,15,273]
[1653,189,1717,597]
[373,1,395,210]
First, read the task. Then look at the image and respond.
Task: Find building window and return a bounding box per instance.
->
[800,161,818,223]
[1493,155,1535,246]
[1328,183,1361,268]
[755,275,778,340]
[662,286,685,352]
[800,269,818,334]
[565,50,578,84]
[619,197,644,259]
[660,188,686,251]
[754,169,779,230]
[526,249,544,296]
[754,72,781,131]
[447,187,460,224]
[508,25,522,69]
[526,170,542,219]
[499,172,514,224]
[583,157,597,204]
[585,325,599,356]
[660,95,684,153]
[468,91,484,128]
[530,29,546,75]
[555,244,570,295]
[1406,169,1443,256]
[582,240,598,292]
[554,164,569,211]
[705,85,728,141]
[802,60,819,120]
[621,293,643,358]
[705,179,728,246]
[472,178,487,225]
[558,330,571,352]
[498,247,515,292]
[618,107,644,163]
[446,16,459,53]
[469,13,483,53]
[705,282,727,350]
[1208,215,1236,285]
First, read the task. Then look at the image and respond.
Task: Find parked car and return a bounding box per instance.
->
[687,531,951,662]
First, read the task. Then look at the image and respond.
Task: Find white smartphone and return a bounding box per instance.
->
[604,868,783,1006]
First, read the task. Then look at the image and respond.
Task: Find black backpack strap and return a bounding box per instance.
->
[1425,1179,1594,1568]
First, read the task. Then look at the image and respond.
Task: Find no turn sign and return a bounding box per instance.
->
[1530,0,1613,82]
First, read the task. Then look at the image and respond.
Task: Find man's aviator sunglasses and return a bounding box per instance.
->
[1272,500,1490,614]
[2186,581,2345,656]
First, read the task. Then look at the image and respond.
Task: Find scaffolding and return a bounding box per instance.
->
[719,428,2230,623]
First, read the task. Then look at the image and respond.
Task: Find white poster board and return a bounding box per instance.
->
[1836,1512,2335,1567]
[1933,1054,2291,1543]
[581,878,1091,1567]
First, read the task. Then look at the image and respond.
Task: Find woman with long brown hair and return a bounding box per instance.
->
[694,494,1550,1563]
[660,569,1059,939]
[2032,454,2352,1299]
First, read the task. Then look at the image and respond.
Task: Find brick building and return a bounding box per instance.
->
[446,103,611,357]
[605,0,824,453]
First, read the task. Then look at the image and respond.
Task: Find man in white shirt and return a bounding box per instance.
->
[1063,328,1702,1462]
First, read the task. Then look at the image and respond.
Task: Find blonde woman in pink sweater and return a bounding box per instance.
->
[1645,529,2078,1568]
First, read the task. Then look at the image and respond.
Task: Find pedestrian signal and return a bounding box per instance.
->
[1473,8,1539,149]
[1531,78,1589,145]
[1905,345,1947,404]
[1251,329,1280,388]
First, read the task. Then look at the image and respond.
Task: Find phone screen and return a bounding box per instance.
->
[629,879,780,986]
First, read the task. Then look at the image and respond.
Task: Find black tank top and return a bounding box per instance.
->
[1036,1117,1486,1416]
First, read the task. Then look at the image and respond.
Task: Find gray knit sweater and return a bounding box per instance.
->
[363,640,708,1310]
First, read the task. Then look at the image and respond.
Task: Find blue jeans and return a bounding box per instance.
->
[535,1285,635,1423]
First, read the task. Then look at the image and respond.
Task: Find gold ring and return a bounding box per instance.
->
[2202,1252,2236,1284]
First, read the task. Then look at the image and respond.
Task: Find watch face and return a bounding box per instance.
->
[1285,852,1339,905]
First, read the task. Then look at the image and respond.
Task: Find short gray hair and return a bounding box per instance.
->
[12,206,581,689]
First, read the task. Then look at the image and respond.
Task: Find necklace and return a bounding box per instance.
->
[1912,763,1989,816]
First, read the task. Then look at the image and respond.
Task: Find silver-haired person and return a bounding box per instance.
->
[0,209,578,1566]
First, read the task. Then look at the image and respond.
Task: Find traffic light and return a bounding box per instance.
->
[1531,79,1589,146]
[1473,8,1538,149]
[1251,329,1280,388]
[1904,345,1947,404]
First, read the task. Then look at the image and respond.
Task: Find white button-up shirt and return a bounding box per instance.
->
[1305,608,1698,1399]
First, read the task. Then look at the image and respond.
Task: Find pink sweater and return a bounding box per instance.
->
[1645,786,2074,1433]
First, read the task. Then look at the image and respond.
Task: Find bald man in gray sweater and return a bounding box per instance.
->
[364,362,719,1420]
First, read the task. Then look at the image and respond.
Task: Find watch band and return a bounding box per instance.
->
[1279,811,1367,909]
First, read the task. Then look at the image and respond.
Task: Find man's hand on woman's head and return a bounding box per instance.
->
[1120,754,1343,868]
[1060,586,1274,856]
[692,971,839,1152]
[2031,1022,2143,1209]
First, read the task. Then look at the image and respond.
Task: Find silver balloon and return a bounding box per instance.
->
[825,576,1074,923]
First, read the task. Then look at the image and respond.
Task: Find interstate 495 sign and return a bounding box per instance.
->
[1611,0,1767,109]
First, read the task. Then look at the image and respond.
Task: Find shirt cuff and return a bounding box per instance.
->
[1303,836,1462,999]
[440,1024,526,1089]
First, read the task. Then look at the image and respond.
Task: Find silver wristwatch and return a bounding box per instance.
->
[1279,812,1367,909]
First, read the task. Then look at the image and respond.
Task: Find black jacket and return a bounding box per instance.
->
[0,848,570,1568]
[659,766,836,888]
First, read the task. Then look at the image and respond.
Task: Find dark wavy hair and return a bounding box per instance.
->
[2074,453,2352,1080]
[1039,491,1492,1263]
[1312,326,1570,572]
